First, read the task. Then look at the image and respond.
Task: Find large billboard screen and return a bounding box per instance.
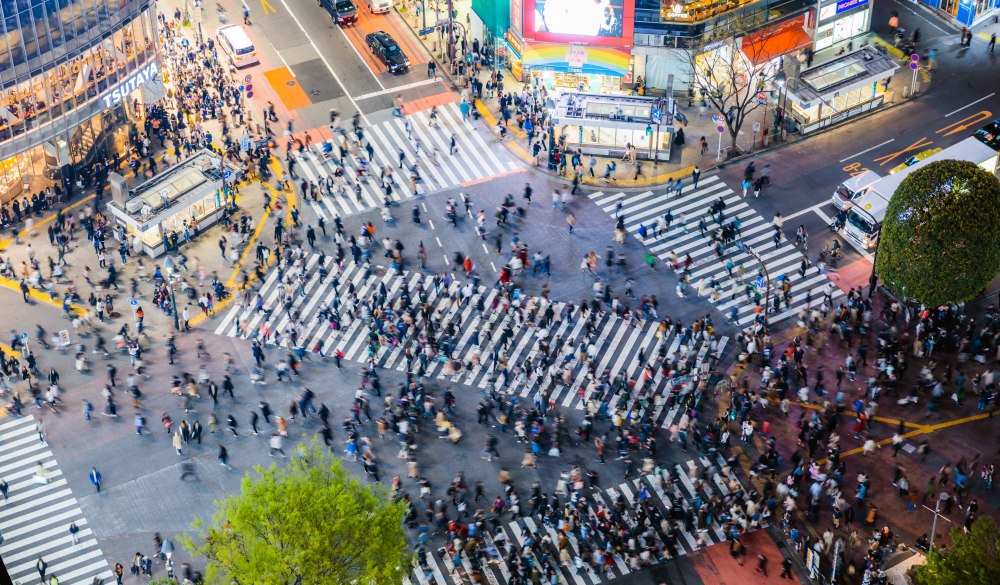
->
[523,0,634,48]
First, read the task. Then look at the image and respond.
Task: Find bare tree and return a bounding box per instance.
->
[685,17,805,157]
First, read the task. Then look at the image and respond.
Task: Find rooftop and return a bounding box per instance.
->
[113,150,239,219]
[792,45,899,102]
[551,92,673,127]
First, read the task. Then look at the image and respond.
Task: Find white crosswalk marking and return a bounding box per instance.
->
[405,455,750,584]
[295,102,517,221]
[0,416,115,585]
[589,175,844,327]
[216,258,726,428]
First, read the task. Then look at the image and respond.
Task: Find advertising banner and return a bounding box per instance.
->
[523,0,635,48]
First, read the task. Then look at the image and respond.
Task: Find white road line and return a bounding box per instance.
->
[274,0,371,125]
[355,78,442,100]
[269,42,295,76]
[839,139,895,162]
[783,203,826,221]
[945,93,996,117]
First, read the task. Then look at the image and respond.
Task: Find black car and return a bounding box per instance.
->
[322,0,357,25]
[366,31,409,73]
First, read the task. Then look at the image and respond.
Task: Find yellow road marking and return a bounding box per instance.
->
[1,343,21,358]
[0,275,86,315]
[189,158,295,329]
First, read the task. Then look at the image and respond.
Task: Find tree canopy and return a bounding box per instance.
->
[184,442,411,585]
[876,159,1000,306]
[911,516,1000,585]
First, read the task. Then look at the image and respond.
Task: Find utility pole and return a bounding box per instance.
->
[737,240,770,327]
[446,0,455,64]
[927,497,952,551]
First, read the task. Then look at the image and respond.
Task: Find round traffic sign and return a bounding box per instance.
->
[910,62,919,70]
[717,125,725,133]
[247,91,254,98]
[20,332,28,340]
[246,84,253,92]
[245,74,252,82]
[224,170,232,179]
[238,85,244,92]
[129,299,138,306]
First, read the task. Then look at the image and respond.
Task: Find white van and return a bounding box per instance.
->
[367,0,392,13]
[217,25,258,68]
[831,170,879,211]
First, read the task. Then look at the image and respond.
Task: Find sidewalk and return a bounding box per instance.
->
[393,2,926,189]
[0,4,278,337]
[724,290,1000,580]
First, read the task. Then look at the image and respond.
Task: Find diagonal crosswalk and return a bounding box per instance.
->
[295,102,519,221]
[0,415,115,585]
[214,257,727,429]
[589,175,843,327]
[404,454,751,585]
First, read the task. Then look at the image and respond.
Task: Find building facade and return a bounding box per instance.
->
[0,0,161,205]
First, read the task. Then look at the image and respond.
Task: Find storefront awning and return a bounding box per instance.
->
[740,25,812,67]
[521,43,631,77]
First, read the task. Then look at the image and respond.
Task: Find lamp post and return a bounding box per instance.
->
[170,276,180,331]
[867,241,879,299]
[737,240,771,328]
[774,71,789,141]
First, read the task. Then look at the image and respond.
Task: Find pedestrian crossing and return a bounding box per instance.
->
[589,175,843,327]
[295,101,519,221]
[404,454,750,585]
[0,415,115,585]
[214,257,728,429]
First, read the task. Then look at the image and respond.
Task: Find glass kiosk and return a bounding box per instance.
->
[105,150,241,257]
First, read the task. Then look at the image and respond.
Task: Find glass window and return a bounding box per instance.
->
[83,0,98,29]
[0,34,9,72]
[19,10,40,62]
[70,0,87,44]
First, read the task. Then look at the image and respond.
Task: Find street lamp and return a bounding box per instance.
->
[867,240,879,299]
[169,275,180,331]
[736,241,771,328]
[774,71,788,140]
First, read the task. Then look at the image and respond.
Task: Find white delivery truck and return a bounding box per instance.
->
[843,137,1000,249]
[831,170,880,211]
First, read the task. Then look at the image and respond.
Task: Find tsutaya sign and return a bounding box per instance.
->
[101,61,160,109]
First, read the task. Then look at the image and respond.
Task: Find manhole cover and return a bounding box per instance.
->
[311,89,321,96]
[286,80,296,87]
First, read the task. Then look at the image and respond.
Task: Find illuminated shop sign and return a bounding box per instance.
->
[101,61,160,109]
[835,0,869,14]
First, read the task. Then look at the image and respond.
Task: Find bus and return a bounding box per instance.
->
[843,136,1000,249]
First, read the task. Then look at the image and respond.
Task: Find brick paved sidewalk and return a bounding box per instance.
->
[721,290,1000,580]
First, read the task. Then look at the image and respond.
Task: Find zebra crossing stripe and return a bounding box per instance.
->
[217,259,724,414]
[295,103,514,222]
[588,177,843,326]
[0,416,114,585]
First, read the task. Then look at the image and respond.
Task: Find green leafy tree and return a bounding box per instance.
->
[183,441,411,585]
[911,516,1000,585]
[877,159,1000,306]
